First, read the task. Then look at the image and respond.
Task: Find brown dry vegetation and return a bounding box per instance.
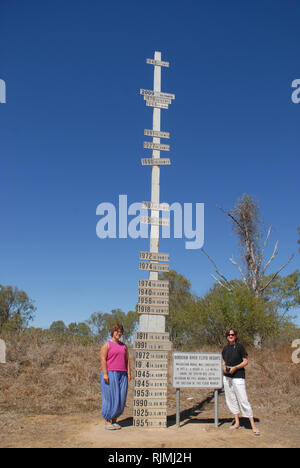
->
[0,333,300,448]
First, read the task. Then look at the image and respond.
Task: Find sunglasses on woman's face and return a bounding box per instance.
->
[227,334,236,337]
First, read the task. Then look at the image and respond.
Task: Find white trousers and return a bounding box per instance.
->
[223,376,253,418]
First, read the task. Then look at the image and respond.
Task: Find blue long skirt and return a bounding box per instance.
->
[100,371,128,421]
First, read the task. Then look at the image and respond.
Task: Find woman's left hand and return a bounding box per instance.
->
[229,366,236,375]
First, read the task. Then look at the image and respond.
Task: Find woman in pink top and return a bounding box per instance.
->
[100,324,131,430]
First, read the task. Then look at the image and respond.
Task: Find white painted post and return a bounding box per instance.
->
[140,51,165,334]
[0,339,6,364]
[176,388,181,427]
[133,52,174,429]
[214,389,219,428]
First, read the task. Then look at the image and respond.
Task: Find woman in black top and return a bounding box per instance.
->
[222,328,260,435]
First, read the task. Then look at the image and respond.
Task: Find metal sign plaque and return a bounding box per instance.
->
[134,399,167,408]
[144,96,172,105]
[135,350,169,360]
[140,251,169,262]
[146,58,170,67]
[138,279,169,289]
[139,261,169,272]
[172,353,223,389]
[141,217,169,227]
[144,142,170,151]
[136,371,168,381]
[135,378,168,389]
[138,288,169,298]
[140,89,175,100]
[134,410,167,420]
[141,201,170,211]
[134,340,172,351]
[138,297,169,306]
[146,101,169,109]
[136,360,168,370]
[136,332,170,341]
[144,129,170,139]
[137,305,169,315]
[133,419,167,428]
[134,389,168,398]
[141,158,171,166]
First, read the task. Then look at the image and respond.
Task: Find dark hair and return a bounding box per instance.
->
[225,328,238,339]
[111,324,124,337]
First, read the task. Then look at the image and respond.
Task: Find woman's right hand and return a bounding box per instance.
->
[103,374,109,384]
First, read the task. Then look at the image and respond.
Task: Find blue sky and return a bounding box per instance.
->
[0,0,299,328]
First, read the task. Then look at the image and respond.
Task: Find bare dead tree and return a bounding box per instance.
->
[202,194,294,347]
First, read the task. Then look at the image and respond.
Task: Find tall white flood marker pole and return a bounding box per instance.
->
[133,52,174,429]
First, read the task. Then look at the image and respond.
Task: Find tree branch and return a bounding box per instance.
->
[216,204,245,233]
[257,225,272,273]
[260,254,295,293]
[201,248,231,286]
[230,256,247,284]
[210,274,233,292]
[262,240,279,275]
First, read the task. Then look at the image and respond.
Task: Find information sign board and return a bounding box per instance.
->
[172,353,223,389]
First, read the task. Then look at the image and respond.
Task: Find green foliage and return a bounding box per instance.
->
[49,321,67,335]
[3,266,298,350]
[33,321,94,345]
[264,270,300,315]
[87,308,139,344]
[194,282,281,347]
[159,270,199,348]
[68,322,92,337]
[0,285,35,332]
[159,270,299,349]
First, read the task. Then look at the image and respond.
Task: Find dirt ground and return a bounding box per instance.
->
[1,389,299,449]
[1,342,299,449]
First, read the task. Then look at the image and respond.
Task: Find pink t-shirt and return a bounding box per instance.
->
[106,340,127,372]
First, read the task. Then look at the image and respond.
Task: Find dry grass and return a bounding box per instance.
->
[0,333,299,417]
